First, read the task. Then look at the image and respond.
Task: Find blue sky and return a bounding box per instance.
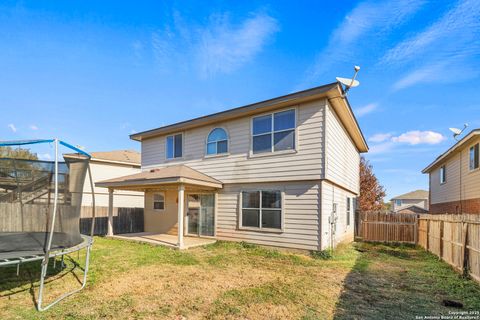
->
[0,0,479,199]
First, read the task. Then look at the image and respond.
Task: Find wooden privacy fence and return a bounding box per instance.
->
[358,211,417,243]
[357,211,480,284]
[418,214,480,283]
[0,203,143,235]
[79,206,144,236]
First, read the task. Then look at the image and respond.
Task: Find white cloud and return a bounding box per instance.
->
[197,13,278,78]
[301,0,424,85]
[7,124,17,132]
[369,133,393,143]
[369,141,395,155]
[30,124,38,130]
[355,103,378,117]
[391,130,446,145]
[368,130,446,154]
[150,11,278,78]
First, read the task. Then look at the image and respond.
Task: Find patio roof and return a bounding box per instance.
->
[96,164,223,189]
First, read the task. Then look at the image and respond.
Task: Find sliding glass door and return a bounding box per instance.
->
[187,194,215,237]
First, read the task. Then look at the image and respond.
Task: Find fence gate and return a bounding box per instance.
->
[357,211,418,244]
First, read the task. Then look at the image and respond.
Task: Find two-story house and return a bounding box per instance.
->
[97,82,368,250]
[390,190,429,214]
[422,129,480,214]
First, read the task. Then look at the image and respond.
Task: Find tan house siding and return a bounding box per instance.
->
[320,180,356,250]
[141,99,326,183]
[430,136,480,207]
[392,199,428,212]
[215,181,321,251]
[81,161,144,208]
[144,190,179,234]
[324,101,360,194]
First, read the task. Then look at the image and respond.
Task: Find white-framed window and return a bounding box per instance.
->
[469,143,479,171]
[166,133,183,159]
[395,199,402,206]
[153,193,165,210]
[206,128,228,155]
[440,165,446,184]
[346,197,351,226]
[240,190,282,230]
[252,109,296,154]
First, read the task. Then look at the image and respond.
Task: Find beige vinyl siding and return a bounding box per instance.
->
[324,101,360,194]
[82,161,144,208]
[430,136,480,204]
[392,199,428,212]
[215,181,321,251]
[141,99,326,183]
[320,180,356,250]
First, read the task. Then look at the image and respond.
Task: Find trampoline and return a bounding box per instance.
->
[0,139,95,311]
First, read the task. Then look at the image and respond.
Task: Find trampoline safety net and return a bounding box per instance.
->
[0,154,90,260]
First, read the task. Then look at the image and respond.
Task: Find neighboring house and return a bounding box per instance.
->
[78,150,144,208]
[422,129,480,214]
[390,190,429,214]
[97,82,369,250]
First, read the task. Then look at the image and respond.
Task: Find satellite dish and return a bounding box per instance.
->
[449,127,462,135]
[336,77,360,88]
[449,123,468,140]
[337,65,361,97]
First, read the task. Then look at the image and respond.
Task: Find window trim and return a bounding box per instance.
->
[440,165,446,184]
[469,143,479,172]
[153,192,166,212]
[205,127,230,157]
[238,189,285,233]
[165,132,184,160]
[250,107,298,156]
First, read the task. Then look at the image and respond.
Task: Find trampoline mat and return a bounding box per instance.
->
[0,232,83,260]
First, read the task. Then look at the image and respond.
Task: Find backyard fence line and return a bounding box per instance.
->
[357,211,417,244]
[357,211,480,284]
[418,214,480,284]
[79,206,144,236]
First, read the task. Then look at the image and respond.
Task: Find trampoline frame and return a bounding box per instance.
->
[0,138,96,311]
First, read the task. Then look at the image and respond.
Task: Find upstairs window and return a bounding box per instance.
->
[395,199,402,206]
[440,165,446,184]
[207,128,228,155]
[470,143,479,171]
[252,109,296,154]
[166,133,183,159]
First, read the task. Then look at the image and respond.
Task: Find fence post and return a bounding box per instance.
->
[461,219,469,276]
[426,219,430,251]
[414,214,418,245]
[439,220,444,259]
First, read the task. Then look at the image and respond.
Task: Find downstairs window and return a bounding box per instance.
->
[241,190,282,230]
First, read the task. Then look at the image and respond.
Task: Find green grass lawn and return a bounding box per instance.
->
[1,238,479,319]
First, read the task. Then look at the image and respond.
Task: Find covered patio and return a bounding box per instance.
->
[96,165,223,249]
[111,232,216,249]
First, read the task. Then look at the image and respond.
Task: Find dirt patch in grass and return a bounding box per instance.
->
[1,238,479,319]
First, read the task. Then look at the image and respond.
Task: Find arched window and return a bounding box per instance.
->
[207,128,228,155]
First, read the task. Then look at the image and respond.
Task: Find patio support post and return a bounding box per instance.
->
[107,188,114,236]
[177,184,185,249]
